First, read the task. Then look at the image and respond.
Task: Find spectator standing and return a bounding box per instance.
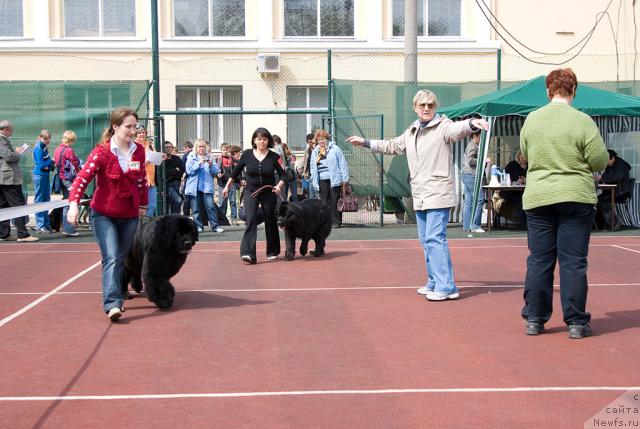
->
[181,140,193,216]
[184,139,224,233]
[0,120,38,242]
[298,133,317,199]
[222,127,284,264]
[461,130,484,233]
[596,149,631,230]
[281,142,298,202]
[32,129,54,233]
[52,130,82,236]
[163,141,185,214]
[135,125,157,217]
[66,107,147,322]
[217,143,238,224]
[310,130,350,228]
[346,89,488,301]
[519,69,608,338]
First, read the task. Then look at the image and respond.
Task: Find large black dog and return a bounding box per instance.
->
[277,199,332,261]
[122,215,198,309]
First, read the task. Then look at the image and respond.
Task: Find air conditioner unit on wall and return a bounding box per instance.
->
[257,53,281,73]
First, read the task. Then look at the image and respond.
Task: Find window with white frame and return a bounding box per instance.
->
[0,0,23,37]
[284,0,353,38]
[287,86,328,151]
[64,0,135,37]
[176,86,242,150]
[392,0,461,37]
[174,0,245,37]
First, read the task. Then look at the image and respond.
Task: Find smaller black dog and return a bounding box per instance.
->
[122,215,198,309]
[277,199,332,261]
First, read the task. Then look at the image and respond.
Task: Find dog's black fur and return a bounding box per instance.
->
[122,215,198,309]
[277,199,332,261]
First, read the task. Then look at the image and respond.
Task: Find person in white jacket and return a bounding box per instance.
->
[347,89,488,301]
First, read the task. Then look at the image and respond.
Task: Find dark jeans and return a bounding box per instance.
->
[0,184,30,239]
[241,188,279,260]
[521,202,595,326]
[166,182,183,214]
[319,179,342,227]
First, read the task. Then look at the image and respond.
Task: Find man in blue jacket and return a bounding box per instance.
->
[32,129,54,233]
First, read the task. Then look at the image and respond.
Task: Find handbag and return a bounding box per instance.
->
[284,166,296,183]
[337,183,359,212]
[51,146,68,194]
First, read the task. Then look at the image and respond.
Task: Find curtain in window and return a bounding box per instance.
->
[0,0,23,37]
[103,0,135,37]
[175,0,209,36]
[64,0,99,37]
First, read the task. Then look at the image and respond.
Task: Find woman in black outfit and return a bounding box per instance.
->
[223,128,285,264]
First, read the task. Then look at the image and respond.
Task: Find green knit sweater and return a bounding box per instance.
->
[520,101,608,210]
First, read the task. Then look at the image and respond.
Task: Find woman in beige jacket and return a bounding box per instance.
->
[347,89,488,301]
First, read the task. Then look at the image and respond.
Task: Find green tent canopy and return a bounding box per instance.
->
[439,76,640,118]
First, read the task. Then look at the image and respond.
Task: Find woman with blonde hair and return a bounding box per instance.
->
[67,107,148,322]
[184,138,223,233]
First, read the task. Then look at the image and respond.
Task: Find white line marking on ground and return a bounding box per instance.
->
[2,283,638,296]
[0,386,638,402]
[0,261,101,328]
[611,245,640,254]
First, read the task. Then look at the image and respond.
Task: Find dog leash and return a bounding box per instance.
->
[250,185,286,202]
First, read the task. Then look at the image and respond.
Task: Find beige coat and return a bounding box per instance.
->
[0,133,23,186]
[370,115,474,210]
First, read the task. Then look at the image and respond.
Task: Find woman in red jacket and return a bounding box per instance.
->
[67,107,148,322]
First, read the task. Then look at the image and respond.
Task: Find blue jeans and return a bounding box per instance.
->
[90,210,139,313]
[522,202,595,326]
[189,192,219,230]
[147,186,157,217]
[61,182,76,234]
[218,184,237,219]
[33,174,51,229]
[282,180,298,202]
[461,172,483,230]
[166,182,183,214]
[415,208,457,294]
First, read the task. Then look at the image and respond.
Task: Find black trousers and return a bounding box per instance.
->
[0,184,29,238]
[319,179,342,227]
[240,189,280,260]
[521,202,595,326]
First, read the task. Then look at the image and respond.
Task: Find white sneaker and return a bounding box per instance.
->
[267,255,278,260]
[471,228,485,233]
[426,291,460,301]
[107,307,122,322]
[62,231,80,237]
[416,286,432,295]
[214,227,224,233]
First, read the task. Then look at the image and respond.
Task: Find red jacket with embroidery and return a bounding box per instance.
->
[69,141,148,218]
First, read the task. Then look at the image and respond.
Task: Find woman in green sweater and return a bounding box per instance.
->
[519,68,608,339]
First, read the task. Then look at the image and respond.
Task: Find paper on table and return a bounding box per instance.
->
[146,150,163,166]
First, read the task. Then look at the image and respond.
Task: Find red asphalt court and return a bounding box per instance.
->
[0,236,639,428]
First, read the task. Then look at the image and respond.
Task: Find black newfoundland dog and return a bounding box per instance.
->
[277,199,332,261]
[122,215,198,309]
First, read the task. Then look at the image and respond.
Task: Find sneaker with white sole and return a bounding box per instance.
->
[426,291,460,301]
[416,286,433,295]
[267,255,278,260]
[107,307,122,322]
[62,231,80,237]
[241,255,255,264]
[214,227,224,233]
[17,235,39,242]
[471,228,485,233]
